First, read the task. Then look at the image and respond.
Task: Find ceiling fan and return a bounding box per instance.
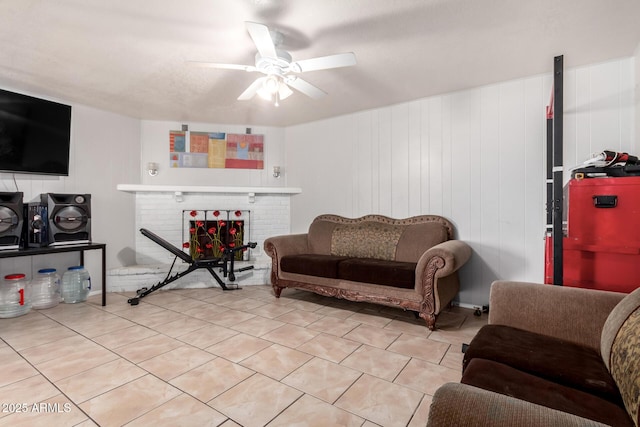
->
[188,22,357,106]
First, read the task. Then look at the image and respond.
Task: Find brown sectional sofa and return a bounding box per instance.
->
[427,280,640,426]
[263,214,471,330]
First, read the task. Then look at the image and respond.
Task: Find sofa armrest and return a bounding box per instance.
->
[417,240,472,278]
[264,234,310,291]
[263,234,310,260]
[415,240,471,321]
[427,383,609,427]
[488,280,626,351]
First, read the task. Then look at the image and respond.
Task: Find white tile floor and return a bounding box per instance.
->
[0,285,486,426]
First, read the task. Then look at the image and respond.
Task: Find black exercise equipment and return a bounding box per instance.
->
[127,228,257,305]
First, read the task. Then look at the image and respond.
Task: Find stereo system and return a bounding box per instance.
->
[0,192,91,249]
[0,192,24,250]
[28,193,91,247]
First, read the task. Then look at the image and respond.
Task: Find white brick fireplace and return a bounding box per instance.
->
[109,185,300,292]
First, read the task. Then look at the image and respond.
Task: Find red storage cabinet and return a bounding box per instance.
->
[545,176,640,293]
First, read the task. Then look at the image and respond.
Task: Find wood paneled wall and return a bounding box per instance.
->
[285,57,636,306]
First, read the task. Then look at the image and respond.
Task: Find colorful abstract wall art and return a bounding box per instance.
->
[170,131,264,169]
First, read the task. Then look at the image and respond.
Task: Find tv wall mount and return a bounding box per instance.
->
[127,228,256,305]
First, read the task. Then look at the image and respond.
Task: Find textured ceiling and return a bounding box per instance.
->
[1,0,639,127]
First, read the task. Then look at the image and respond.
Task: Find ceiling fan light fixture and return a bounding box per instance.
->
[257,87,272,101]
[257,75,278,100]
[264,75,279,92]
[257,75,292,105]
[278,82,293,100]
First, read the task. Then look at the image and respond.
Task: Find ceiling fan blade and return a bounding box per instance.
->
[290,52,356,73]
[245,21,277,59]
[186,61,257,72]
[238,77,266,100]
[285,77,327,99]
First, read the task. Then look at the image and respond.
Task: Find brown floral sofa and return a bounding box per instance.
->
[263,214,471,330]
[427,280,640,426]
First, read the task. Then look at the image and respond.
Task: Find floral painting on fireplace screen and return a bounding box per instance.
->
[170,131,264,170]
[182,210,251,261]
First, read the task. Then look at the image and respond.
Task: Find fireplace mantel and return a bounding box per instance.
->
[116,184,301,202]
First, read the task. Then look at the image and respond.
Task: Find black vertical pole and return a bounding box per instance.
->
[546,113,553,234]
[545,109,553,284]
[552,55,564,285]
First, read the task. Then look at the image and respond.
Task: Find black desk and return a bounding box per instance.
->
[0,243,107,306]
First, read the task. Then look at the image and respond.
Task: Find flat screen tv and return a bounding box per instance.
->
[0,88,72,176]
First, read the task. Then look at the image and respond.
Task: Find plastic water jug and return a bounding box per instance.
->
[29,268,61,309]
[61,266,91,303]
[0,273,31,318]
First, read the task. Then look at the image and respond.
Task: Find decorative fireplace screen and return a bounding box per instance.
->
[182,210,250,261]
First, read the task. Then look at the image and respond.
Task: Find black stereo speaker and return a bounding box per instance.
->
[0,192,24,249]
[28,193,91,246]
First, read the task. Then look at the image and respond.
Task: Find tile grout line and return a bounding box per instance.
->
[1,312,100,425]
[1,286,482,426]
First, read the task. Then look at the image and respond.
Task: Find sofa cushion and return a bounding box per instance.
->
[395,222,449,262]
[610,306,640,426]
[462,358,633,426]
[307,220,339,254]
[602,286,640,370]
[337,258,416,289]
[306,215,453,262]
[599,287,640,426]
[463,324,622,405]
[280,254,350,279]
[331,222,404,260]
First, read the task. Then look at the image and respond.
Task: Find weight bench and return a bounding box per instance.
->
[127,228,257,305]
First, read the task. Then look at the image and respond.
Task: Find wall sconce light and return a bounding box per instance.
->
[147,162,159,176]
[273,166,281,178]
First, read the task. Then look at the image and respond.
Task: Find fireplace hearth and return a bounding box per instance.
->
[183,210,250,261]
